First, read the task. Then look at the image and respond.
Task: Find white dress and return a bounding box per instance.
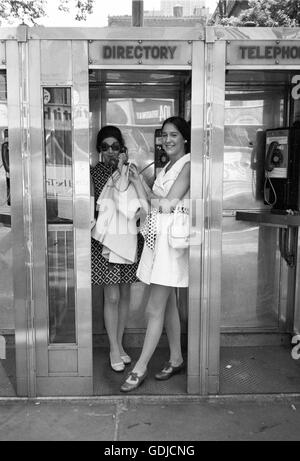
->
[137,154,190,287]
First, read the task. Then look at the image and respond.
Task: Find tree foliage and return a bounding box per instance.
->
[0,0,47,23]
[0,0,95,24]
[216,0,300,27]
[58,0,94,21]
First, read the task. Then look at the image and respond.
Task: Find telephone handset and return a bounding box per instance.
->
[1,128,10,205]
[1,128,9,173]
[154,128,169,173]
[119,146,129,165]
[250,130,265,201]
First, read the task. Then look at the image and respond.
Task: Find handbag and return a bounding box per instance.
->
[168,207,189,249]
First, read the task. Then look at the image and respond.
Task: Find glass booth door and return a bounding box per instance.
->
[29,40,92,396]
[26,33,208,397]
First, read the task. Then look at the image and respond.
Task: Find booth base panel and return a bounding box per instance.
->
[219,346,300,394]
[0,360,16,396]
[93,347,187,396]
[1,345,299,397]
[0,337,16,397]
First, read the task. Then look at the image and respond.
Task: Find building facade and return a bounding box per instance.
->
[160,0,205,16]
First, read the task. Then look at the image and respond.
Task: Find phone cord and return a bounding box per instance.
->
[264,173,277,206]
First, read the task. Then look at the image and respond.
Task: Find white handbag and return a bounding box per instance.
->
[168,207,189,249]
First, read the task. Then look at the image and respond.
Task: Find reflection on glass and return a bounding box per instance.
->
[47,227,76,343]
[106,97,175,184]
[221,219,280,329]
[0,70,16,395]
[223,86,285,210]
[43,87,76,344]
[44,87,72,223]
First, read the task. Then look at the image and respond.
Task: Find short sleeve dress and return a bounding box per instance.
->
[91,162,143,285]
[136,154,190,288]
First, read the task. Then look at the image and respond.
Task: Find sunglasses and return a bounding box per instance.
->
[100,142,121,152]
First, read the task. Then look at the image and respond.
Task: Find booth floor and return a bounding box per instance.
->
[1,345,300,397]
[219,345,300,394]
[94,345,300,396]
[93,347,187,395]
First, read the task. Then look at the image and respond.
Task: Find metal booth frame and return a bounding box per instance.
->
[2,24,300,398]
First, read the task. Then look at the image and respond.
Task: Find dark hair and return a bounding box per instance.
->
[96,125,125,153]
[162,116,191,153]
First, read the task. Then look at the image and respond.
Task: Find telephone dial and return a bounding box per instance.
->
[265,141,284,172]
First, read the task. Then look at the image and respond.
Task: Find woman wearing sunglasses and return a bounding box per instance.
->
[91,125,142,373]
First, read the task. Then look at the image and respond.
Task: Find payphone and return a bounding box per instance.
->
[263,127,300,212]
[154,128,169,173]
[1,128,10,206]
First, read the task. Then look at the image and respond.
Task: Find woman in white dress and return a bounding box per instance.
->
[120,116,190,392]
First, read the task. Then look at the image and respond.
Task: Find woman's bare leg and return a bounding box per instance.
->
[131,284,173,375]
[117,283,131,356]
[103,284,121,363]
[164,289,183,366]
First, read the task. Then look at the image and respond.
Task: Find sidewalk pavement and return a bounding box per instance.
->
[0,394,300,441]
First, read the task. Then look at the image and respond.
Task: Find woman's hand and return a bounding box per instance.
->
[117,150,128,170]
[128,163,141,184]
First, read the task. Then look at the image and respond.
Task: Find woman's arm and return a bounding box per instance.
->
[90,175,95,196]
[128,165,151,213]
[129,161,190,213]
[155,162,190,213]
[90,175,96,227]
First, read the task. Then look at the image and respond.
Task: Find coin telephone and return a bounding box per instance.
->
[1,128,10,206]
[154,128,169,174]
[263,127,300,212]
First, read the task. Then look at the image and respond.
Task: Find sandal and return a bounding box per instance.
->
[120,354,132,365]
[110,353,125,373]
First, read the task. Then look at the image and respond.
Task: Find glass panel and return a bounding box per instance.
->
[43,87,76,344]
[222,72,289,330]
[224,73,287,210]
[224,90,285,210]
[221,218,280,329]
[47,226,76,343]
[106,96,175,184]
[44,87,72,223]
[0,70,16,395]
[89,70,187,186]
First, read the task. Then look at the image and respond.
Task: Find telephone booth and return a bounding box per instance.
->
[0,25,300,398]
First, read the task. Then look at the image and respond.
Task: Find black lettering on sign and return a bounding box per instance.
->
[102,45,178,61]
[160,46,168,59]
[168,46,176,59]
[239,45,300,60]
[143,46,152,59]
[103,46,111,59]
[152,46,160,59]
[126,46,134,59]
[117,46,125,59]
[134,46,143,59]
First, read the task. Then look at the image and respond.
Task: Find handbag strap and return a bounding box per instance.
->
[111,164,130,192]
